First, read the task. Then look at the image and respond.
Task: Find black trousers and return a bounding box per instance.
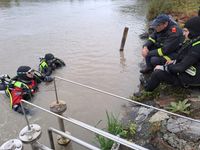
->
[144,70,181,91]
[146,56,166,68]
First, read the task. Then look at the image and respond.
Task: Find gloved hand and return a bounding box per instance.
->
[44,76,54,82]
[32,85,38,92]
[13,104,30,115]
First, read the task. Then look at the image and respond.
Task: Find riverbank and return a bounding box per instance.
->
[147,0,200,26]
[120,1,200,149]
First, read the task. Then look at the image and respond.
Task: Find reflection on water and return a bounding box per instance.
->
[119,51,127,71]
[0,0,19,8]
[0,0,147,149]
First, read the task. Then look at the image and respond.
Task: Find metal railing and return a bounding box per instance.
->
[48,127,100,150]
[22,100,148,150]
[20,76,200,150]
[54,76,200,124]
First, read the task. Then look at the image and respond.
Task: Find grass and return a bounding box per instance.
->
[131,84,190,102]
[166,99,191,115]
[96,111,136,150]
[147,0,200,21]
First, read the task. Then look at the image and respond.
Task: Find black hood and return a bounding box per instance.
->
[17,66,32,81]
[184,16,200,39]
[45,53,54,61]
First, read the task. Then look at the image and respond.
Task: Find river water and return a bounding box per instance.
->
[0,0,147,149]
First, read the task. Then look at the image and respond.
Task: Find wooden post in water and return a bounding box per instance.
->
[119,27,129,51]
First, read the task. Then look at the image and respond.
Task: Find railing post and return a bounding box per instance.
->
[48,129,55,149]
[0,139,23,150]
[19,124,42,150]
[49,78,70,145]
[119,27,129,51]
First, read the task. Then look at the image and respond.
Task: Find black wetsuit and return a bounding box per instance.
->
[145,37,200,91]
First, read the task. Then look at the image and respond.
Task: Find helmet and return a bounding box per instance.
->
[45,53,55,61]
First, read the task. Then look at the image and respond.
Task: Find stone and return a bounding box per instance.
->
[153,137,175,150]
[149,111,169,123]
[163,133,187,149]
[135,107,154,124]
[184,144,194,150]
[188,97,200,110]
[167,118,191,133]
[167,118,200,142]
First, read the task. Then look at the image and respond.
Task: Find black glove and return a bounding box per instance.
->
[13,104,30,115]
[44,76,54,82]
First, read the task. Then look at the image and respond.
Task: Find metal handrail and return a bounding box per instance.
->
[22,100,148,150]
[54,76,200,124]
[48,127,100,150]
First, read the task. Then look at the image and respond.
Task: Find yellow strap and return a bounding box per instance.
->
[192,41,200,46]
[163,56,171,61]
[148,37,156,43]
[6,88,13,109]
[157,48,163,56]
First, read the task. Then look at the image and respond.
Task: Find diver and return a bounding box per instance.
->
[7,66,53,114]
[39,53,65,76]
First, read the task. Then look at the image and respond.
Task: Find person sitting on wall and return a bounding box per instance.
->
[39,53,66,76]
[140,14,184,74]
[135,15,200,95]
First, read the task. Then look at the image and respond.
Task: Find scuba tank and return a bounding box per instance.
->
[0,74,11,94]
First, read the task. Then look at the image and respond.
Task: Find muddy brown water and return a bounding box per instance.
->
[0,0,147,149]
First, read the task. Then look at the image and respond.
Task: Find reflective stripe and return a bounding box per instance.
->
[163,56,171,61]
[185,66,196,76]
[41,61,48,67]
[13,81,29,89]
[148,37,156,43]
[40,60,48,71]
[192,41,200,46]
[157,48,163,56]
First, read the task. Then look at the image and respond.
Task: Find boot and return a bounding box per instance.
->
[139,74,148,86]
[133,90,154,101]
[44,76,54,82]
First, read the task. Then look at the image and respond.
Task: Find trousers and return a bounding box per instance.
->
[144,70,181,91]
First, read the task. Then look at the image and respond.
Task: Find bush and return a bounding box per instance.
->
[147,0,200,21]
[166,99,191,115]
[96,111,136,150]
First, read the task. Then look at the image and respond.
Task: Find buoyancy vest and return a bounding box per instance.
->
[9,80,37,108]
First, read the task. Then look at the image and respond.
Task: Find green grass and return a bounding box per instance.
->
[147,0,200,20]
[131,84,190,102]
[166,99,191,115]
[96,111,136,150]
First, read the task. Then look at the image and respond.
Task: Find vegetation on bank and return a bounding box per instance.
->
[147,0,200,21]
[96,112,136,150]
[97,1,200,149]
